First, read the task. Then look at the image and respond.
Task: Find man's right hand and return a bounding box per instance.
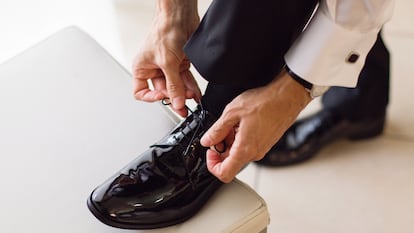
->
[132,0,201,117]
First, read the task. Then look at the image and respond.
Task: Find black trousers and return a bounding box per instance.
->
[184,0,390,120]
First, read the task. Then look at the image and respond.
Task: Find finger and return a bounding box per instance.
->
[162,66,186,111]
[151,77,168,97]
[211,126,235,153]
[133,67,163,81]
[134,90,164,102]
[182,71,202,102]
[173,107,189,118]
[133,78,148,96]
[206,149,245,183]
[206,149,228,182]
[143,71,193,117]
[213,141,227,154]
[200,112,239,147]
[133,79,164,102]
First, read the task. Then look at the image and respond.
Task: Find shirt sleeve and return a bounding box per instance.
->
[284,0,395,87]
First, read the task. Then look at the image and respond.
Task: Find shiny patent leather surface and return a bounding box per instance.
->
[256,110,385,167]
[87,105,223,229]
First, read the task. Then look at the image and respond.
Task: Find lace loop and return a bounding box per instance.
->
[214,141,226,153]
[161,97,197,116]
[153,98,227,156]
[151,98,205,155]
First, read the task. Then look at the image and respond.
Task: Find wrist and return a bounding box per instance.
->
[285,65,330,98]
[268,69,313,110]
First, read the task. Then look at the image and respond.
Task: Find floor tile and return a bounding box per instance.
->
[383,34,414,140]
[236,163,261,190]
[256,137,414,233]
[385,0,414,36]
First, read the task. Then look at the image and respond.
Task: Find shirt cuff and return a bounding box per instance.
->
[284,9,380,88]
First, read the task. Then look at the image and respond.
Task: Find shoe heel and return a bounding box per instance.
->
[348,116,386,141]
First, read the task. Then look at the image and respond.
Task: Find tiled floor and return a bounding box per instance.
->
[1,0,413,232]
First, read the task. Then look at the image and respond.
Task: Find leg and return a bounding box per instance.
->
[322,34,390,121]
[257,33,390,166]
[184,0,319,116]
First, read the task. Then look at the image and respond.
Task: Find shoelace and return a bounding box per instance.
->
[151,98,227,155]
[150,98,206,156]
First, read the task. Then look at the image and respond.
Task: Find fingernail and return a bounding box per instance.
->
[172,97,184,110]
[200,135,210,146]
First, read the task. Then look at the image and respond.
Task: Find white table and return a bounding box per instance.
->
[0,27,269,233]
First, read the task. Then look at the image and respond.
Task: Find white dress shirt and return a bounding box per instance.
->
[285,0,395,87]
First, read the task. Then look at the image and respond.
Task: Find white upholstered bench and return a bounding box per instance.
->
[0,27,269,233]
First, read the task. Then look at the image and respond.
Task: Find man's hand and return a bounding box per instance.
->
[133,0,201,117]
[200,69,312,183]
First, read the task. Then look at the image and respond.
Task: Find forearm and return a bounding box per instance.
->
[157,0,198,17]
[133,0,201,116]
[155,0,199,38]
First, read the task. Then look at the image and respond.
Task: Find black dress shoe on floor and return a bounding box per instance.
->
[256,109,386,167]
[87,104,223,229]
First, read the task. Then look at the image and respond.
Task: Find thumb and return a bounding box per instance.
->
[162,67,186,111]
[201,112,239,147]
[206,148,245,183]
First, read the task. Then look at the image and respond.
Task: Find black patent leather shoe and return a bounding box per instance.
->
[256,109,386,166]
[87,104,222,229]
